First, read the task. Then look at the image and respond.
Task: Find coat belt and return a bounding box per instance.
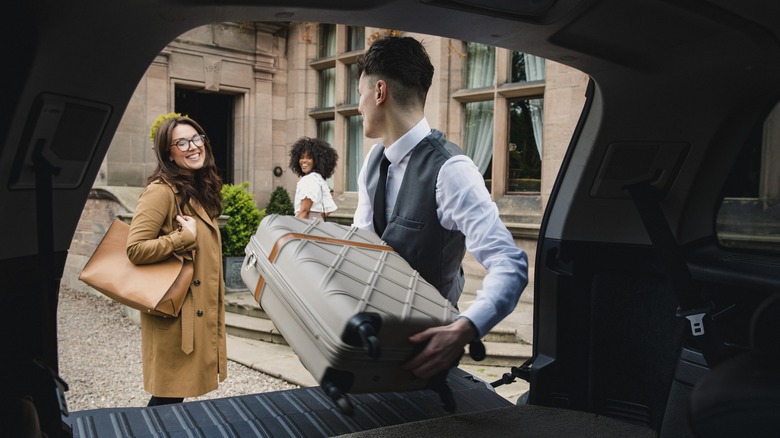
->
[181,292,194,354]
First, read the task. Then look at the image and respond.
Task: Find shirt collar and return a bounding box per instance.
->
[384,117,431,165]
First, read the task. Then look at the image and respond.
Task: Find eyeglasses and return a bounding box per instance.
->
[170,134,205,151]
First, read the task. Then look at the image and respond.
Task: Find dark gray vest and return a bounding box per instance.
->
[366,130,467,306]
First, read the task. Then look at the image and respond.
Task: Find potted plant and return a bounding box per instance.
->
[221,182,263,292]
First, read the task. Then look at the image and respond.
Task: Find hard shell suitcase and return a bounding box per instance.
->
[241,214,465,413]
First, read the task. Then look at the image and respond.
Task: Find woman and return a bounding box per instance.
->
[126,116,226,406]
[289,137,338,220]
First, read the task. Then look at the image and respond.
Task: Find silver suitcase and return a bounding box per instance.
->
[241,215,466,413]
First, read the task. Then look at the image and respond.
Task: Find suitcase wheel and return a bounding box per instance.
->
[334,395,354,415]
[322,380,354,415]
[344,313,382,360]
[468,340,486,361]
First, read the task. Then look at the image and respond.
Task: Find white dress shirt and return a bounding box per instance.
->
[353,118,529,337]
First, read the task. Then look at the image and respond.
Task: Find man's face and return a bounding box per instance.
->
[358,73,383,140]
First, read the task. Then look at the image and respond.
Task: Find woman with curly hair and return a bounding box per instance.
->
[289,137,338,220]
[126,116,227,406]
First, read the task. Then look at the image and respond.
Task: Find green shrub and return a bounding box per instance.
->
[149,112,185,145]
[266,186,294,216]
[221,182,263,257]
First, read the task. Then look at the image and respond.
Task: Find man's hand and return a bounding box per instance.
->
[400,317,478,379]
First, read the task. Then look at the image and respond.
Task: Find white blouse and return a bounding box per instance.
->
[294,172,338,214]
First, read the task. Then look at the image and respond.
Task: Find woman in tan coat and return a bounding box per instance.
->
[126,116,227,406]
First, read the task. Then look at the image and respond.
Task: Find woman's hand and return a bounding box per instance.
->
[176,215,197,238]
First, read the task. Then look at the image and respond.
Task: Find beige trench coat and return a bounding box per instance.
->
[126,180,227,398]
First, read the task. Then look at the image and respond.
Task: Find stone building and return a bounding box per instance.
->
[64,22,588,294]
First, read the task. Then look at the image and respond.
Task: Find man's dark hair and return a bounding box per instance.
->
[356,36,434,108]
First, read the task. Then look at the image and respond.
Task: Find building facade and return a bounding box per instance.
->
[92,21,589,283]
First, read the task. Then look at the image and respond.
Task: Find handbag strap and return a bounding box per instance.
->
[317,175,328,220]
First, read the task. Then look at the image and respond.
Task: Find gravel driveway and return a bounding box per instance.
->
[57,287,298,412]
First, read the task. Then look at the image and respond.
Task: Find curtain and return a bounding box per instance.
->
[347,64,359,105]
[524,54,545,81]
[347,115,364,192]
[463,42,495,175]
[348,26,365,51]
[318,120,335,189]
[528,98,544,158]
[318,68,335,108]
[466,43,495,88]
[463,101,494,175]
[318,24,337,58]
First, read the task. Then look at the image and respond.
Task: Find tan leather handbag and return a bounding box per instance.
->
[79,189,193,318]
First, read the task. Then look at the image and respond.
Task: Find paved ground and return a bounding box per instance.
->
[58,264,534,411]
[57,288,300,411]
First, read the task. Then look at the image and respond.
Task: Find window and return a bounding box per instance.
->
[347,26,365,52]
[318,24,336,58]
[463,101,494,190]
[346,115,364,192]
[457,43,546,196]
[317,119,335,190]
[346,63,359,105]
[716,99,780,253]
[317,119,334,146]
[466,42,495,88]
[512,51,546,83]
[508,98,543,192]
[318,68,335,108]
[310,24,366,193]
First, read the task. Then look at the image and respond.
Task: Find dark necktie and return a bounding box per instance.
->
[373,155,391,236]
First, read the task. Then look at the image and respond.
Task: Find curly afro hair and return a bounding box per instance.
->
[289,137,339,179]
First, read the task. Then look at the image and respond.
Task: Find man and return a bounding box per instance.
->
[353,36,529,379]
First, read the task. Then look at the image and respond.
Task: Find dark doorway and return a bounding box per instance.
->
[175,88,234,183]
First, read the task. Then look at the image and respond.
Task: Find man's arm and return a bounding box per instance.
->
[402,155,529,378]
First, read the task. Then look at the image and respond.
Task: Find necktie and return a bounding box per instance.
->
[373,155,390,236]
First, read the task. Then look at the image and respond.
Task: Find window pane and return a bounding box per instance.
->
[317,119,334,146]
[318,24,337,58]
[463,100,494,192]
[466,42,495,88]
[318,68,335,108]
[348,26,365,51]
[716,100,780,253]
[347,64,359,105]
[508,98,543,193]
[511,52,546,83]
[317,119,335,190]
[346,115,364,192]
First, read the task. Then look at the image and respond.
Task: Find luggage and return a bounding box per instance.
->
[241,214,471,413]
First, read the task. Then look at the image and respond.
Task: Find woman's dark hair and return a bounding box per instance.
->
[288,137,338,179]
[355,36,434,108]
[147,116,223,219]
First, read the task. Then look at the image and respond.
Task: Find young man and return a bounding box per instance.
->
[353,36,529,379]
